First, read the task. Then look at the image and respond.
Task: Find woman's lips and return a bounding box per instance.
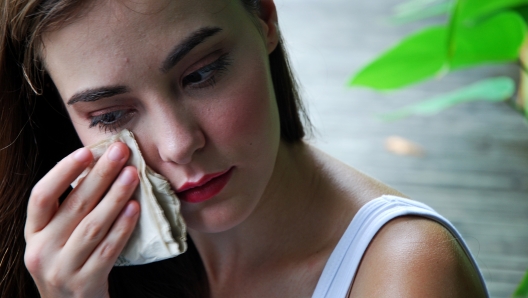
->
[176,167,234,203]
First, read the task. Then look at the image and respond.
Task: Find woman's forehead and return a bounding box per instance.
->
[68,0,233,30]
[42,0,238,49]
[95,0,232,23]
[41,0,246,100]
[41,0,242,67]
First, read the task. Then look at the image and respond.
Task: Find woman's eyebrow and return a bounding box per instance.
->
[160,26,223,73]
[67,86,129,105]
[66,27,222,105]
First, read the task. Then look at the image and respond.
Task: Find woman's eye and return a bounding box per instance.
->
[184,69,214,84]
[89,110,133,133]
[182,54,231,89]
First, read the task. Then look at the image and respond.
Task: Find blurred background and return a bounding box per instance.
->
[274,0,528,297]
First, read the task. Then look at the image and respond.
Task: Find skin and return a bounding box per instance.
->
[24,0,488,297]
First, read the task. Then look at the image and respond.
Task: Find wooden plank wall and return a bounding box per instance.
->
[275,0,528,296]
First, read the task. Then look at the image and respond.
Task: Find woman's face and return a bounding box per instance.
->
[42,0,281,233]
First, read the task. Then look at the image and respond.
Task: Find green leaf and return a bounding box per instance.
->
[450,12,527,69]
[378,77,515,121]
[395,0,446,13]
[459,0,528,20]
[513,269,528,297]
[514,5,528,23]
[392,0,452,24]
[349,12,524,90]
[349,9,525,91]
[349,27,447,90]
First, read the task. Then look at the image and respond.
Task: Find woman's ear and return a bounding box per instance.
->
[257,0,279,54]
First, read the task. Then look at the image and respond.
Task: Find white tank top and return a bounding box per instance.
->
[311,195,488,298]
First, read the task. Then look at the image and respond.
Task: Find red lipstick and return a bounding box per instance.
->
[176,167,233,203]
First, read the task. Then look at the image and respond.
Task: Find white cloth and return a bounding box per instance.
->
[311,195,488,298]
[71,129,186,266]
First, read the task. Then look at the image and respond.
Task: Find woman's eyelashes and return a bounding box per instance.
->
[182,53,231,89]
[89,109,134,133]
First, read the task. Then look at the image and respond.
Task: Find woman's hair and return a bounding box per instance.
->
[0,0,309,296]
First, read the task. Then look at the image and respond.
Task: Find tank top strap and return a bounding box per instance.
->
[311,195,488,298]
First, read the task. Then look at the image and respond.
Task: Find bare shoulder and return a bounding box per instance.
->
[349,216,487,297]
[305,145,486,296]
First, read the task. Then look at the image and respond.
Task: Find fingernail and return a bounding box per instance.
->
[124,202,138,217]
[73,148,91,163]
[108,144,125,161]
[118,168,136,185]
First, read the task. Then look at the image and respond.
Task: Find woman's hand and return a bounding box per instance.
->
[24,142,140,298]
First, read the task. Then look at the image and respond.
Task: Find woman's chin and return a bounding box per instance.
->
[181,198,256,234]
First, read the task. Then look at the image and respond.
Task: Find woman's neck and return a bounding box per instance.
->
[188,141,342,289]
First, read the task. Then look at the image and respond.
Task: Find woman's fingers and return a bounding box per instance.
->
[45,142,130,244]
[24,142,140,298]
[82,200,140,276]
[61,166,139,270]
[25,148,93,238]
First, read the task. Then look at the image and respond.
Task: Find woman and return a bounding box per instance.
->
[0,0,487,297]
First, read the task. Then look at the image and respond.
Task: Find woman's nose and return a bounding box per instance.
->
[151,108,206,165]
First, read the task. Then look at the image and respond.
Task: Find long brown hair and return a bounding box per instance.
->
[0,0,309,297]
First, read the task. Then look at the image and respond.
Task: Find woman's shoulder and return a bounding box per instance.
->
[349,214,487,297]
[306,145,487,297]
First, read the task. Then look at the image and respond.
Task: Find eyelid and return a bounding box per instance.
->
[182,53,231,89]
[182,50,225,78]
[88,108,136,133]
[89,105,127,117]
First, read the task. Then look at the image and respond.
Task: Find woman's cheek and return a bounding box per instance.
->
[207,81,280,159]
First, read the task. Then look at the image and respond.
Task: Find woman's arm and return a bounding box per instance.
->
[349,216,487,297]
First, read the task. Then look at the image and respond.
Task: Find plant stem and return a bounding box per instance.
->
[517,35,528,115]
[446,0,462,68]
